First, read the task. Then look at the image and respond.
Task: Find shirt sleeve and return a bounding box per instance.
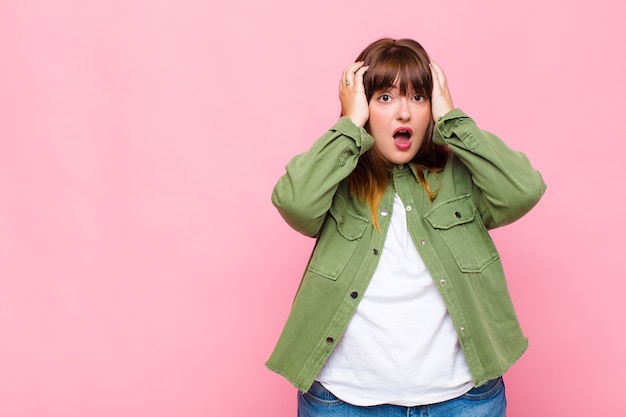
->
[272,117,375,237]
[433,109,547,228]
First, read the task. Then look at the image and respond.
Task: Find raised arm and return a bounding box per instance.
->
[429,62,546,228]
[271,62,373,236]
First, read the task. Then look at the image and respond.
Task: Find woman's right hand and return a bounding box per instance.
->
[339,61,369,127]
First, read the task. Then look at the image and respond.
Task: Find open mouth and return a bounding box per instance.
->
[393,128,413,150]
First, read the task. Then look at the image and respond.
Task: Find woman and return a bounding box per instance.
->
[267,38,546,417]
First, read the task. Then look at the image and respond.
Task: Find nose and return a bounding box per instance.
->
[396,97,410,121]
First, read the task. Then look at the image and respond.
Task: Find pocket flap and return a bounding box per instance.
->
[329,200,369,241]
[424,194,476,230]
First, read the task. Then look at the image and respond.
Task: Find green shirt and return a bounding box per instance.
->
[267,109,546,392]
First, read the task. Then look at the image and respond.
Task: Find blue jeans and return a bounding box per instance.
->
[297,377,506,417]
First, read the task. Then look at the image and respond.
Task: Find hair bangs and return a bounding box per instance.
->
[362,43,432,101]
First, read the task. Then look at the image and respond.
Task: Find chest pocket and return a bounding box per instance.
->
[307,197,369,280]
[424,194,498,273]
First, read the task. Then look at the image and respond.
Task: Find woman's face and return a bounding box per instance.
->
[367,85,431,165]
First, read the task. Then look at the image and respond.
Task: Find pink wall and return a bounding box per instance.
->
[1,0,624,415]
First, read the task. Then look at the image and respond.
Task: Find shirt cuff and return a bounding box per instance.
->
[433,109,478,149]
[331,116,374,150]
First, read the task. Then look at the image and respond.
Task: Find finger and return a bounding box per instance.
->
[429,61,447,88]
[354,65,369,88]
[344,62,364,86]
[429,61,443,74]
[341,61,365,87]
[429,62,439,92]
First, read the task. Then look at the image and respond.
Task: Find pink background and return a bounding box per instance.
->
[1,0,625,415]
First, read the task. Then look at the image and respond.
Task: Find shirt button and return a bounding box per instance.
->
[380,209,389,217]
[398,164,404,170]
[350,291,358,299]
[372,248,379,255]
[455,211,462,219]
[338,215,344,223]
[460,326,466,333]
[420,240,426,245]
[326,337,334,344]
[405,205,412,211]
[440,279,447,285]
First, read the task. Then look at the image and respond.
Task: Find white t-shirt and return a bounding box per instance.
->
[316,194,473,406]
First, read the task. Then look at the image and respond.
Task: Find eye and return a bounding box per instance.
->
[412,94,425,102]
[378,94,392,102]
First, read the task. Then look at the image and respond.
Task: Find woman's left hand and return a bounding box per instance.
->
[429,61,454,121]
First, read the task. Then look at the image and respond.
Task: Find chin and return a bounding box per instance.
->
[389,153,418,165]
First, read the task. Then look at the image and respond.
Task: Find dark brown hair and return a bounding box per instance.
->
[349,38,448,230]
